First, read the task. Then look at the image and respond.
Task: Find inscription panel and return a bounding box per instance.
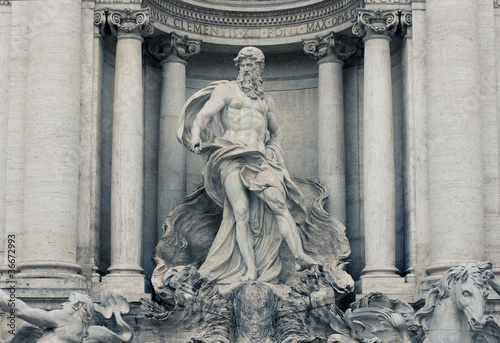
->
[150,6,358,40]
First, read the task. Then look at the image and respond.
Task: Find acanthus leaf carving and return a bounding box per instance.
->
[303,32,356,63]
[148,32,201,62]
[303,32,336,62]
[108,8,154,38]
[354,8,399,38]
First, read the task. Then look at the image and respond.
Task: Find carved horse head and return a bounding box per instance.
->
[415,264,489,337]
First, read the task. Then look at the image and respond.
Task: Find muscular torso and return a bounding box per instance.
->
[38,319,86,343]
[220,82,269,153]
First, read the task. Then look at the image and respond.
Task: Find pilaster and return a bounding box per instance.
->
[0,0,11,275]
[148,33,201,236]
[303,33,355,225]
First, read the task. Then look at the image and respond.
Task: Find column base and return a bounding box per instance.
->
[101,273,145,302]
[3,270,88,302]
[358,272,416,303]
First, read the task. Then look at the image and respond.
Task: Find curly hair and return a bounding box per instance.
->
[69,293,95,338]
[234,47,265,72]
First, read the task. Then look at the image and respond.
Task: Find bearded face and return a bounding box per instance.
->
[236,58,264,100]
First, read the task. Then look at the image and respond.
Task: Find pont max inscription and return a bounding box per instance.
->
[151,8,357,39]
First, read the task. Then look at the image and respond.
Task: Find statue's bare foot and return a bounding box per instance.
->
[240,269,257,282]
[295,254,323,272]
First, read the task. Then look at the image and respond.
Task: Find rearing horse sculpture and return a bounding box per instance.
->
[414,264,490,343]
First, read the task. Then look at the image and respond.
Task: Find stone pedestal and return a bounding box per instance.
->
[15,0,86,294]
[425,0,484,281]
[149,33,201,235]
[103,8,153,299]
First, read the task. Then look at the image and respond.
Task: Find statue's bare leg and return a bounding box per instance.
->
[224,171,258,281]
[261,187,322,271]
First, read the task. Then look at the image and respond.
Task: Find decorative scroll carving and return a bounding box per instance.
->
[94,8,107,37]
[353,8,399,38]
[108,8,154,38]
[303,32,356,62]
[0,0,10,5]
[148,32,201,61]
[400,10,412,36]
[303,32,335,62]
[495,0,500,8]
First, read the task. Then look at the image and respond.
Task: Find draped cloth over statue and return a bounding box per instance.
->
[177,81,308,284]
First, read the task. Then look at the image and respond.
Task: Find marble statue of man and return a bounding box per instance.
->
[0,288,94,343]
[177,46,321,283]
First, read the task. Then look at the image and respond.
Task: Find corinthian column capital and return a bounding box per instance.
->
[303,32,356,63]
[108,8,154,39]
[353,8,399,38]
[148,32,201,63]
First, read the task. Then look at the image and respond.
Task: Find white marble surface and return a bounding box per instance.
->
[158,56,187,232]
[108,34,144,277]
[479,0,500,272]
[4,0,28,267]
[20,0,82,276]
[318,58,346,224]
[0,5,11,268]
[362,34,397,276]
[426,0,484,278]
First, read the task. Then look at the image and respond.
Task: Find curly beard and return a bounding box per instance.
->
[237,70,264,100]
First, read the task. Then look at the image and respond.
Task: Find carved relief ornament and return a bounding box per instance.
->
[352,8,399,38]
[148,32,201,62]
[303,32,356,62]
[94,8,107,36]
[108,8,154,38]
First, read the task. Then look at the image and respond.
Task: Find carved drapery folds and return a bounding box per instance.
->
[148,32,201,62]
[108,8,154,38]
[302,32,356,63]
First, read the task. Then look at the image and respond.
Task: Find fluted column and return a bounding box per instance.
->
[148,33,201,236]
[425,0,483,280]
[354,9,399,279]
[16,0,86,293]
[303,33,355,224]
[104,8,153,299]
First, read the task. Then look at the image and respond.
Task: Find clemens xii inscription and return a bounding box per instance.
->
[150,7,358,39]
